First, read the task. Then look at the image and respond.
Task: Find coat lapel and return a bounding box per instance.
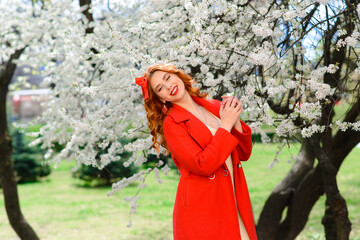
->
[166,95,221,149]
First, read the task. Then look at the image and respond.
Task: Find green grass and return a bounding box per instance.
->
[1,143,359,240]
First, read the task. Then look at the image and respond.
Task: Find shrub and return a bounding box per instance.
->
[144,153,177,170]
[11,129,51,184]
[72,138,138,186]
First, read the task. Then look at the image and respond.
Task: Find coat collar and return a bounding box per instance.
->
[165,95,221,149]
[167,95,220,123]
[164,95,240,165]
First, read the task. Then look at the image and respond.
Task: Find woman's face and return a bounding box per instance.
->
[150,70,185,103]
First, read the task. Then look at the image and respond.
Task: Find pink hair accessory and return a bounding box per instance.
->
[162,105,168,114]
[135,77,149,100]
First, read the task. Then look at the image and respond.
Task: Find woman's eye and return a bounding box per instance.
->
[158,87,162,92]
[166,75,170,81]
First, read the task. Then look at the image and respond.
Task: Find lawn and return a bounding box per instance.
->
[1,143,359,240]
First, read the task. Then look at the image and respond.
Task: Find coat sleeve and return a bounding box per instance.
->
[231,120,253,161]
[210,99,253,161]
[163,116,239,176]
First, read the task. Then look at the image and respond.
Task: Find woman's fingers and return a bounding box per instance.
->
[221,96,230,106]
[223,98,239,110]
[228,98,233,107]
[221,96,243,120]
[222,96,234,107]
[220,99,224,112]
[230,96,239,107]
[233,98,239,107]
[233,100,242,116]
[236,100,242,109]
[222,96,241,108]
[221,96,230,99]
[226,98,233,107]
[235,100,242,110]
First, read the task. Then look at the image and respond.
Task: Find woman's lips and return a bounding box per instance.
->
[170,86,178,96]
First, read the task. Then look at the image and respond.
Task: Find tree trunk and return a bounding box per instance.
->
[309,136,351,240]
[0,48,40,240]
[257,138,317,239]
[257,130,359,240]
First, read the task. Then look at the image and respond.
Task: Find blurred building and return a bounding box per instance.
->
[10,89,50,122]
[8,65,51,122]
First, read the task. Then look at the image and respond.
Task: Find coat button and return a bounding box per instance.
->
[208,173,215,180]
[223,170,229,176]
[237,163,242,168]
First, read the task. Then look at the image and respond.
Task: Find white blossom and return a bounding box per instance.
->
[352,121,360,131]
[283,10,297,21]
[335,120,350,132]
[161,164,171,176]
[200,64,209,74]
[276,119,295,137]
[260,131,271,144]
[153,167,163,184]
[252,22,273,37]
[295,102,322,121]
[301,125,326,138]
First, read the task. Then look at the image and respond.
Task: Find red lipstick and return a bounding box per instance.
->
[170,86,178,96]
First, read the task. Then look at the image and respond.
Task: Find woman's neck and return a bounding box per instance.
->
[172,92,199,113]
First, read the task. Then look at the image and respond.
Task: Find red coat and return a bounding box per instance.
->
[163,95,258,240]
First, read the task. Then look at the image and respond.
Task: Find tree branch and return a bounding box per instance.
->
[0,47,26,88]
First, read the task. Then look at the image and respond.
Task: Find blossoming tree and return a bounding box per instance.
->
[0,0,113,238]
[0,1,83,239]
[129,1,360,238]
[5,0,359,239]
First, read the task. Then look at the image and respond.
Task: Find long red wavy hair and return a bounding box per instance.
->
[143,63,208,155]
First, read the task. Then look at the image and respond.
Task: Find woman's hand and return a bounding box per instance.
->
[219,96,243,132]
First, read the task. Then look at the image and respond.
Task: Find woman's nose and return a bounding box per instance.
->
[164,82,172,90]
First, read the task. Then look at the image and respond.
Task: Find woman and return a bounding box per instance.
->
[135,63,257,240]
